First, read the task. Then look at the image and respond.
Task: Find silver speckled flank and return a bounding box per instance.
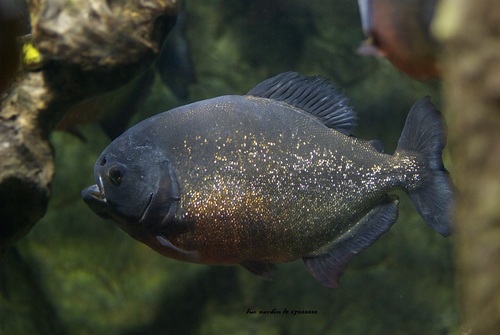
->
[93,95,430,265]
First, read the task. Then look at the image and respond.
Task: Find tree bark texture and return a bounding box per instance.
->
[0,0,178,252]
[435,0,500,334]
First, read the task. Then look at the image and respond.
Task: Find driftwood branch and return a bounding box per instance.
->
[435,0,500,333]
[0,0,178,251]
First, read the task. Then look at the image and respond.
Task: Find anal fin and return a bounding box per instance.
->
[240,261,276,281]
[303,195,399,288]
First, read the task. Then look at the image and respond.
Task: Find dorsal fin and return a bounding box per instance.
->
[246,72,358,135]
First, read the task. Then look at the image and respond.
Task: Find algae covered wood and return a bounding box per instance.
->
[0,0,178,252]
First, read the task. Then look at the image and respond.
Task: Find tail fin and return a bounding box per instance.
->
[396,97,453,237]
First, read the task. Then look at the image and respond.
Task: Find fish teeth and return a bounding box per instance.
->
[95,175,106,201]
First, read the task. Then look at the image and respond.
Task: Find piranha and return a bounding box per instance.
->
[82,72,453,288]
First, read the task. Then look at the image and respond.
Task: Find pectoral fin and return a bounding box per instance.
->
[156,235,200,262]
[303,195,399,288]
[240,261,276,281]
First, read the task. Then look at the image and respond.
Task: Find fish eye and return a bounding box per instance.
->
[108,166,125,186]
[100,157,107,166]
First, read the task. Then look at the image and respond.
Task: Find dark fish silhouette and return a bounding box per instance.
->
[82,72,453,288]
[156,11,196,101]
[55,68,155,140]
[357,0,439,80]
[56,10,195,140]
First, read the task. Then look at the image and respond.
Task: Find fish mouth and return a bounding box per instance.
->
[81,175,110,219]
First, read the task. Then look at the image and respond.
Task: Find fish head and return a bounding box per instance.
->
[82,136,180,238]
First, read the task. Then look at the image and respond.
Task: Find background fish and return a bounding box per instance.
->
[82,72,453,288]
[156,10,196,101]
[55,9,195,140]
[357,0,439,80]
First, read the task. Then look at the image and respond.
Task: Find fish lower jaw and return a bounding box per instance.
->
[82,184,105,201]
